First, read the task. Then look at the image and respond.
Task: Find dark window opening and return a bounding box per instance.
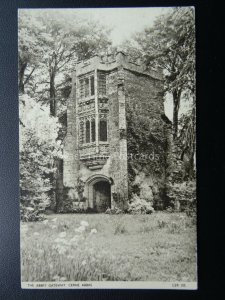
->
[86,120,90,143]
[85,78,89,97]
[90,76,95,96]
[99,120,107,141]
[80,122,84,144]
[91,119,96,142]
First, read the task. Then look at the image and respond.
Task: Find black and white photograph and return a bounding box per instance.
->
[19,7,197,289]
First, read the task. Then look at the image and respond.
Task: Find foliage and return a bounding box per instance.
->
[128,194,154,214]
[126,105,166,175]
[112,192,128,211]
[20,205,45,222]
[166,180,196,212]
[20,94,61,220]
[126,96,166,199]
[18,10,111,115]
[105,207,123,214]
[178,106,196,179]
[76,177,85,201]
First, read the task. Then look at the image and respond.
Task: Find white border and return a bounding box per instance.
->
[22,281,197,290]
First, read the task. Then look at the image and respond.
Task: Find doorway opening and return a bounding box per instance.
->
[93,181,111,212]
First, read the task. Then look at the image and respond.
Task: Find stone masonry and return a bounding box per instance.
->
[61,51,167,212]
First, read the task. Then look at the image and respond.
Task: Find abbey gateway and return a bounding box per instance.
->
[55,51,176,213]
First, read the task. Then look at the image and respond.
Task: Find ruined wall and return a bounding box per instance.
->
[124,69,167,208]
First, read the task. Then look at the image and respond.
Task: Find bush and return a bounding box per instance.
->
[128,194,154,214]
[166,180,196,212]
[20,205,45,222]
[105,207,123,214]
[20,192,50,221]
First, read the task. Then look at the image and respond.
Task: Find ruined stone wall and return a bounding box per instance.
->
[124,69,167,208]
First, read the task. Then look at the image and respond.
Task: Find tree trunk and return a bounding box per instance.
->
[50,72,56,116]
[172,89,181,140]
[19,61,27,94]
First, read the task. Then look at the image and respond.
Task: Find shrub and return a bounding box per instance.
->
[20,192,50,222]
[166,180,196,212]
[105,207,123,214]
[128,194,154,214]
[20,205,45,222]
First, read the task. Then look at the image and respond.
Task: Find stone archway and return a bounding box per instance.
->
[86,175,112,212]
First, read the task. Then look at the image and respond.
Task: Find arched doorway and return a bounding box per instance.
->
[86,175,112,212]
[93,181,111,212]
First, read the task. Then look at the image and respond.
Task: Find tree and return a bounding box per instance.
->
[124,7,195,140]
[18,10,47,94]
[19,94,62,220]
[19,10,111,116]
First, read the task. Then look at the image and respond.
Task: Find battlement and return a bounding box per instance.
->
[75,51,163,80]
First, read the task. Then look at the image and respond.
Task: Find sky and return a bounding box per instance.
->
[74,7,170,46]
[26,7,170,46]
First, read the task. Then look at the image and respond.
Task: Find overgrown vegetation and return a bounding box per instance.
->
[19,94,61,221]
[127,194,154,214]
[124,7,196,210]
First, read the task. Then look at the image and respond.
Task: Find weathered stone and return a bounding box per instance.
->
[58,52,170,212]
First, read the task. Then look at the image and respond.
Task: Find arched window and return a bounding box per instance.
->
[99,120,107,141]
[91,119,96,142]
[86,120,90,143]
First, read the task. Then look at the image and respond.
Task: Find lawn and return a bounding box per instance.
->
[21,212,197,282]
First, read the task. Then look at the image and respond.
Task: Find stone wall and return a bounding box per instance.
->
[107,69,128,209]
[62,72,80,207]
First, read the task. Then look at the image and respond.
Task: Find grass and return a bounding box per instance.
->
[21,212,197,282]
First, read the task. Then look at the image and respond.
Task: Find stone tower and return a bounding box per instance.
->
[62,51,166,212]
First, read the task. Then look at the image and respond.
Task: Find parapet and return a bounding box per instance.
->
[75,51,163,81]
